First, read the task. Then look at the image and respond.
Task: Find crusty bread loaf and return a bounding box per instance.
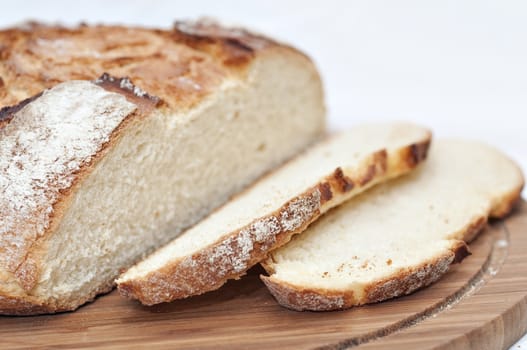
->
[261,140,524,311]
[117,123,432,305]
[0,21,326,315]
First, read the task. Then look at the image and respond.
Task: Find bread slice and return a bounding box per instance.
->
[116,122,432,305]
[0,21,326,315]
[261,140,524,311]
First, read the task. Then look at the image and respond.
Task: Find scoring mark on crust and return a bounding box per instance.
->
[94,73,162,111]
[172,19,273,65]
[0,92,43,128]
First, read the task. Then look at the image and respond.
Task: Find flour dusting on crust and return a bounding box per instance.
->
[203,190,322,276]
[0,81,137,287]
[280,191,321,232]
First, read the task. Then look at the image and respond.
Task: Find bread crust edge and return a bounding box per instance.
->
[0,280,115,315]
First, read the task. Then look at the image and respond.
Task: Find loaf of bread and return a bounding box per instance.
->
[261,140,524,311]
[117,122,431,305]
[0,21,325,315]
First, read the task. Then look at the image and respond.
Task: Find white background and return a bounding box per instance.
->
[1,1,526,348]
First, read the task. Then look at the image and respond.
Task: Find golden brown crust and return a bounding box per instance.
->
[489,153,524,219]
[0,294,55,316]
[0,20,285,110]
[490,186,524,219]
[117,136,432,305]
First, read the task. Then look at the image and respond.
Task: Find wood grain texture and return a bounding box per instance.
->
[1,201,526,349]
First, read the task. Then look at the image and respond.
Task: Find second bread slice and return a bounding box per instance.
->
[117,122,431,305]
[261,139,524,311]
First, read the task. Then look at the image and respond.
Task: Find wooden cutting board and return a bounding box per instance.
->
[2,201,527,350]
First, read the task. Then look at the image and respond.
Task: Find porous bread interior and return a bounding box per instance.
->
[14,52,324,305]
[121,123,430,279]
[266,140,524,301]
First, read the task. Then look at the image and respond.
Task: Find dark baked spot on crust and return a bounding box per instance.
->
[332,167,355,192]
[172,20,272,66]
[173,20,264,47]
[375,149,389,173]
[0,92,43,128]
[223,37,254,53]
[408,141,430,167]
[318,182,333,204]
[452,241,471,263]
[358,164,377,186]
[358,150,388,186]
[221,41,256,66]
